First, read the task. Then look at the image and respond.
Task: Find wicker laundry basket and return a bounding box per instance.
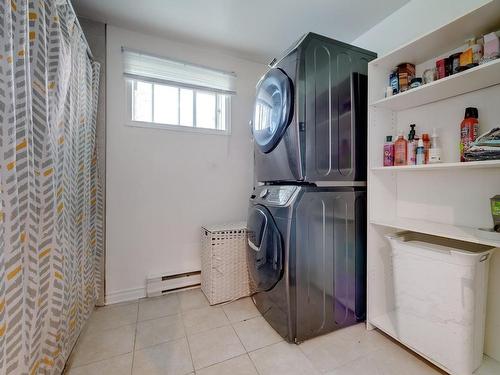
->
[201,222,254,305]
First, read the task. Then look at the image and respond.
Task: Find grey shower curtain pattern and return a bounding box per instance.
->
[0,0,103,374]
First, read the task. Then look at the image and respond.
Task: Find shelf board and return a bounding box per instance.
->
[370,217,500,248]
[370,312,500,375]
[371,159,500,172]
[370,58,500,111]
[369,0,500,69]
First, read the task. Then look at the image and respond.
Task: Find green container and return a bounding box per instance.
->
[492,195,500,232]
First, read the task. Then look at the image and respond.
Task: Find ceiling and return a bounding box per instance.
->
[73,0,410,63]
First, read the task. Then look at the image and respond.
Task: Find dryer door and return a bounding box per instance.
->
[247,205,284,291]
[252,68,294,154]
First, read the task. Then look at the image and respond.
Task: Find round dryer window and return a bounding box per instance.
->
[252,68,294,154]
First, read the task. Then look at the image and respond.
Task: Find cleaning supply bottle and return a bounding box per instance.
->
[394,131,407,166]
[416,138,425,165]
[460,107,479,162]
[407,124,417,165]
[422,133,430,164]
[383,136,394,167]
[429,128,441,164]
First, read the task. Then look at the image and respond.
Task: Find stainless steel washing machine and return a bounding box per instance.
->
[246,185,367,343]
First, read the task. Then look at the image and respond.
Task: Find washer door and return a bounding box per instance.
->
[247,205,283,291]
[252,68,294,154]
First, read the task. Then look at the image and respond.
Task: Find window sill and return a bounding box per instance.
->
[125,120,231,136]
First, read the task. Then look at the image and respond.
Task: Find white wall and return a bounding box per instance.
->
[106,25,265,303]
[352,0,491,56]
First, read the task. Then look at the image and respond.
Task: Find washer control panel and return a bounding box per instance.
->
[260,186,298,206]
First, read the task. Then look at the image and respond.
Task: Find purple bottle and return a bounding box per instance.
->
[383,136,394,167]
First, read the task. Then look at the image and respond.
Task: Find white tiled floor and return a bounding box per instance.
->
[64,288,443,375]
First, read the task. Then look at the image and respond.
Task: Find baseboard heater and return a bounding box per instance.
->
[146,270,201,297]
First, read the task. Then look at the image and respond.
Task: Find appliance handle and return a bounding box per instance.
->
[248,238,260,252]
[248,208,268,252]
[350,72,368,177]
[348,73,356,175]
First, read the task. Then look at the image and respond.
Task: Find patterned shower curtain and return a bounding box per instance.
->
[0,0,103,374]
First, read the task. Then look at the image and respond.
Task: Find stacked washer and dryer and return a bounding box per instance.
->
[246,33,376,343]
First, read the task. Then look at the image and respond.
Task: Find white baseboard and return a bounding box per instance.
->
[105,286,146,305]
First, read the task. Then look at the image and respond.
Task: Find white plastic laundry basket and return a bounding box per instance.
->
[201,222,254,305]
[386,232,496,375]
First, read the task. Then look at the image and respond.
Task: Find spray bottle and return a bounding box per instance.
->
[428,128,442,164]
[416,138,425,165]
[407,124,417,165]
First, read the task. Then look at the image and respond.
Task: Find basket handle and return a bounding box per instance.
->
[479,253,490,262]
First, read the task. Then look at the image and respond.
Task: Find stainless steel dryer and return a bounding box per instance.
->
[252,33,376,184]
[246,185,367,343]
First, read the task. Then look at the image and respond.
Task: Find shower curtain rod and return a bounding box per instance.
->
[67,0,94,61]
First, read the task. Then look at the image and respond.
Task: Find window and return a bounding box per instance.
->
[123,48,235,134]
[128,80,229,130]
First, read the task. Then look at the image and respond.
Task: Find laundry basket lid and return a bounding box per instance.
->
[202,222,247,233]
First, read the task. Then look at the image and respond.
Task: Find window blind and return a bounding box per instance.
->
[122,48,236,95]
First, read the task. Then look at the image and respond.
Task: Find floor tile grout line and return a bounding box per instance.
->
[181,304,197,374]
[246,347,264,375]
[227,312,284,355]
[242,343,262,374]
[137,310,182,323]
[85,321,136,334]
[135,334,190,352]
[227,316,250,353]
[130,302,139,375]
[126,335,190,354]
[136,289,219,323]
[296,337,328,373]
[193,353,257,373]
[182,299,231,337]
[69,323,137,369]
[69,351,134,370]
[296,343,325,374]
[245,338,284,355]
[137,298,213,323]
[97,300,139,309]
[222,308,263,375]
[186,308,247,372]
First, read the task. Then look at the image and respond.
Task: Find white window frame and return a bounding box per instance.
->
[125,78,232,136]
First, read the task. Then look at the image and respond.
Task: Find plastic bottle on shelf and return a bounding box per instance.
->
[422,133,430,164]
[416,138,425,165]
[407,124,417,165]
[383,136,394,166]
[394,131,408,166]
[428,128,442,164]
[460,107,479,162]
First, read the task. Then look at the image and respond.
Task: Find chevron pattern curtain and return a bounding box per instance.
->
[0,1,103,374]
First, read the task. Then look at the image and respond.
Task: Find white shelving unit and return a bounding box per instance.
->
[367,1,500,374]
[371,58,500,111]
[371,159,500,172]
